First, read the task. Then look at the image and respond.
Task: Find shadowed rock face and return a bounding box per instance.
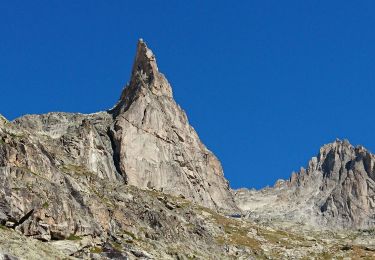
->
[234,139,375,229]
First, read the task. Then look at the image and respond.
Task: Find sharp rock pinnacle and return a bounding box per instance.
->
[111,39,173,116]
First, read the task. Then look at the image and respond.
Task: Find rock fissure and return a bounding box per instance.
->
[13,209,34,229]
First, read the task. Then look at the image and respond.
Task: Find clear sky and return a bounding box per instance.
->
[1,1,375,189]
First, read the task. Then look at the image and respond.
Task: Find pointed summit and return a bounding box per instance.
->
[132,39,159,80]
[130,39,172,97]
[109,40,237,211]
[111,39,173,116]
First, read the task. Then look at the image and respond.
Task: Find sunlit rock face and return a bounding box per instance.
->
[234,139,375,229]
[0,39,237,247]
[110,40,237,211]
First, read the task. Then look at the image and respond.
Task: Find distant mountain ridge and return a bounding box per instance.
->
[235,139,375,229]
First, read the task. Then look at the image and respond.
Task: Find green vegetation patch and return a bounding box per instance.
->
[200,207,264,255]
[90,247,103,254]
[111,242,122,251]
[0,224,8,230]
[67,234,82,241]
[42,202,49,209]
[60,164,92,177]
[123,230,137,240]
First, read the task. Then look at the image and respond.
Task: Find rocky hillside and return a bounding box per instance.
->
[235,139,375,230]
[0,39,239,259]
[0,40,374,259]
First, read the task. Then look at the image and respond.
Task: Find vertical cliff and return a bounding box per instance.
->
[110,40,236,211]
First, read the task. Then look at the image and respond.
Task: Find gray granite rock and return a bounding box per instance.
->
[0,40,239,258]
[235,139,375,229]
[110,40,237,211]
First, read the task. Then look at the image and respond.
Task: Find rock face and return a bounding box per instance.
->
[1,40,375,259]
[2,40,236,213]
[110,40,236,210]
[234,139,375,229]
[0,112,118,241]
[0,39,237,249]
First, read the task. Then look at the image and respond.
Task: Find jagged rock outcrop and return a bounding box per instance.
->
[110,40,236,210]
[0,112,118,241]
[234,139,375,229]
[0,39,236,251]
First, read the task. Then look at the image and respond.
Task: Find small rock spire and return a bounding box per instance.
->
[131,39,172,96]
[131,39,159,81]
[110,39,173,116]
[129,39,172,97]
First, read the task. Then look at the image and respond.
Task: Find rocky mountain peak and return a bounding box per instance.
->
[109,40,237,211]
[112,40,172,116]
[130,39,172,97]
[317,139,353,161]
[299,139,373,180]
[132,39,159,81]
[235,139,375,229]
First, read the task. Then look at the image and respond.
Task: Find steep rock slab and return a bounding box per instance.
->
[111,40,236,211]
[12,112,120,181]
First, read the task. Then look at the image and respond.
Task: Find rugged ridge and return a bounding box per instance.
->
[235,139,375,229]
[0,39,237,248]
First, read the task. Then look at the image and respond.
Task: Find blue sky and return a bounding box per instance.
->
[1,1,375,189]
